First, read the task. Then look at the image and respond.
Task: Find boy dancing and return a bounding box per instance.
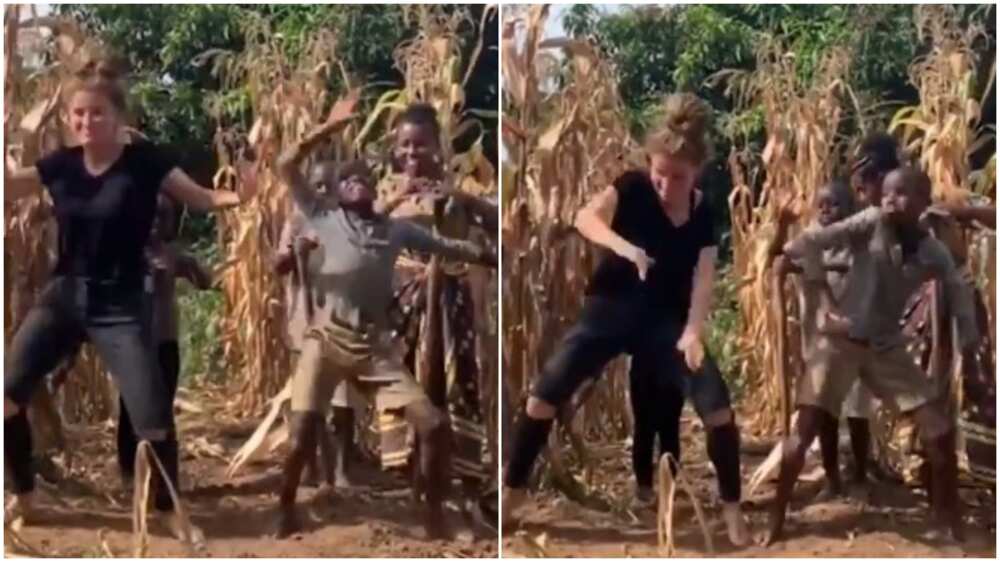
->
[770,166,979,544]
[273,108,495,539]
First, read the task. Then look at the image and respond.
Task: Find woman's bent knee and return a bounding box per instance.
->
[526,396,556,419]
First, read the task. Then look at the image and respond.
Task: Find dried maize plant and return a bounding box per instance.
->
[207,16,347,414]
[4,8,115,430]
[882,4,997,484]
[502,5,641,501]
[721,41,852,436]
[891,4,994,204]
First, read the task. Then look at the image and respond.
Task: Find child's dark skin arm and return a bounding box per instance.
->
[768,203,799,263]
[451,189,499,233]
[785,209,878,313]
[276,93,358,214]
[938,204,996,229]
[274,218,301,276]
[398,220,496,267]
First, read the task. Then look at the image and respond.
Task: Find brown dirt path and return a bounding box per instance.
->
[502,415,996,558]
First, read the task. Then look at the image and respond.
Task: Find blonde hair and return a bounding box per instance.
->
[644,93,713,166]
[62,44,128,113]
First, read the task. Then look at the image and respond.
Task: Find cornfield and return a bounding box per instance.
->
[502,2,996,503]
[719,40,854,437]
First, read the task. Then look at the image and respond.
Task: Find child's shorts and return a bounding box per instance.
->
[797,335,935,417]
[290,321,427,415]
[842,378,878,419]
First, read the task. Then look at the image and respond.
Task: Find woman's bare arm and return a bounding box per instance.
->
[162,168,246,212]
[575,185,653,279]
[686,247,717,335]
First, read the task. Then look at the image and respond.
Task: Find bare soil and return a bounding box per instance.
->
[502,414,996,558]
[4,388,499,558]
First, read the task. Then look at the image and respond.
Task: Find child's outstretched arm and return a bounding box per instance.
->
[785,208,878,283]
[276,92,358,214]
[397,220,496,267]
[274,212,309,276]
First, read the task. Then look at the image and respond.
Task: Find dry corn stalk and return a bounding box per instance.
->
[226,379,292,477]
[656,453,714,556]
[132,440,204,557]
[720,41,852,436]
[207,16,345,414]
[502,5,640,498]
[891,4,994,204]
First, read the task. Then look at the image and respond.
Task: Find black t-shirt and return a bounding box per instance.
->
[586,170,717,320]
[35,142,176,287]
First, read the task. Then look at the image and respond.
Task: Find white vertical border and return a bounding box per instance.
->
[495,1,506,550]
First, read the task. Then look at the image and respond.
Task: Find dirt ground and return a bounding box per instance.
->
[4,387,499,558]
[502,413,996,558]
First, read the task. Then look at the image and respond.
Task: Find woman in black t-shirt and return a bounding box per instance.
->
[503,94,749,547]
[4,59,257,537]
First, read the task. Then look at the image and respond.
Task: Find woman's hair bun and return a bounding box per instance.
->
[645,93,713,165]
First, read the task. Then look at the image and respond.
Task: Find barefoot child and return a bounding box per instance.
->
[773,179,878,499]
[274,164,363,489]
[771,166,979,544]
[273,110,496,539]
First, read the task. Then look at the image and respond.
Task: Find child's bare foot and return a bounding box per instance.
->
[423,506,453,540]
[847,479,872,504]
[722,501,751,547]
[274,507,302,539]
[156,510,206,552]
[333,470,362,490]
[922,523,964,545]
[814,481,846,503]
[765,506,787,547]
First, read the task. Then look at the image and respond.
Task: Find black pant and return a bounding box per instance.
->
[4,277,176,507]
[533,297,732,417]
[520,296,740,501]
[629,356,685,488]
[118,341,180,478]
